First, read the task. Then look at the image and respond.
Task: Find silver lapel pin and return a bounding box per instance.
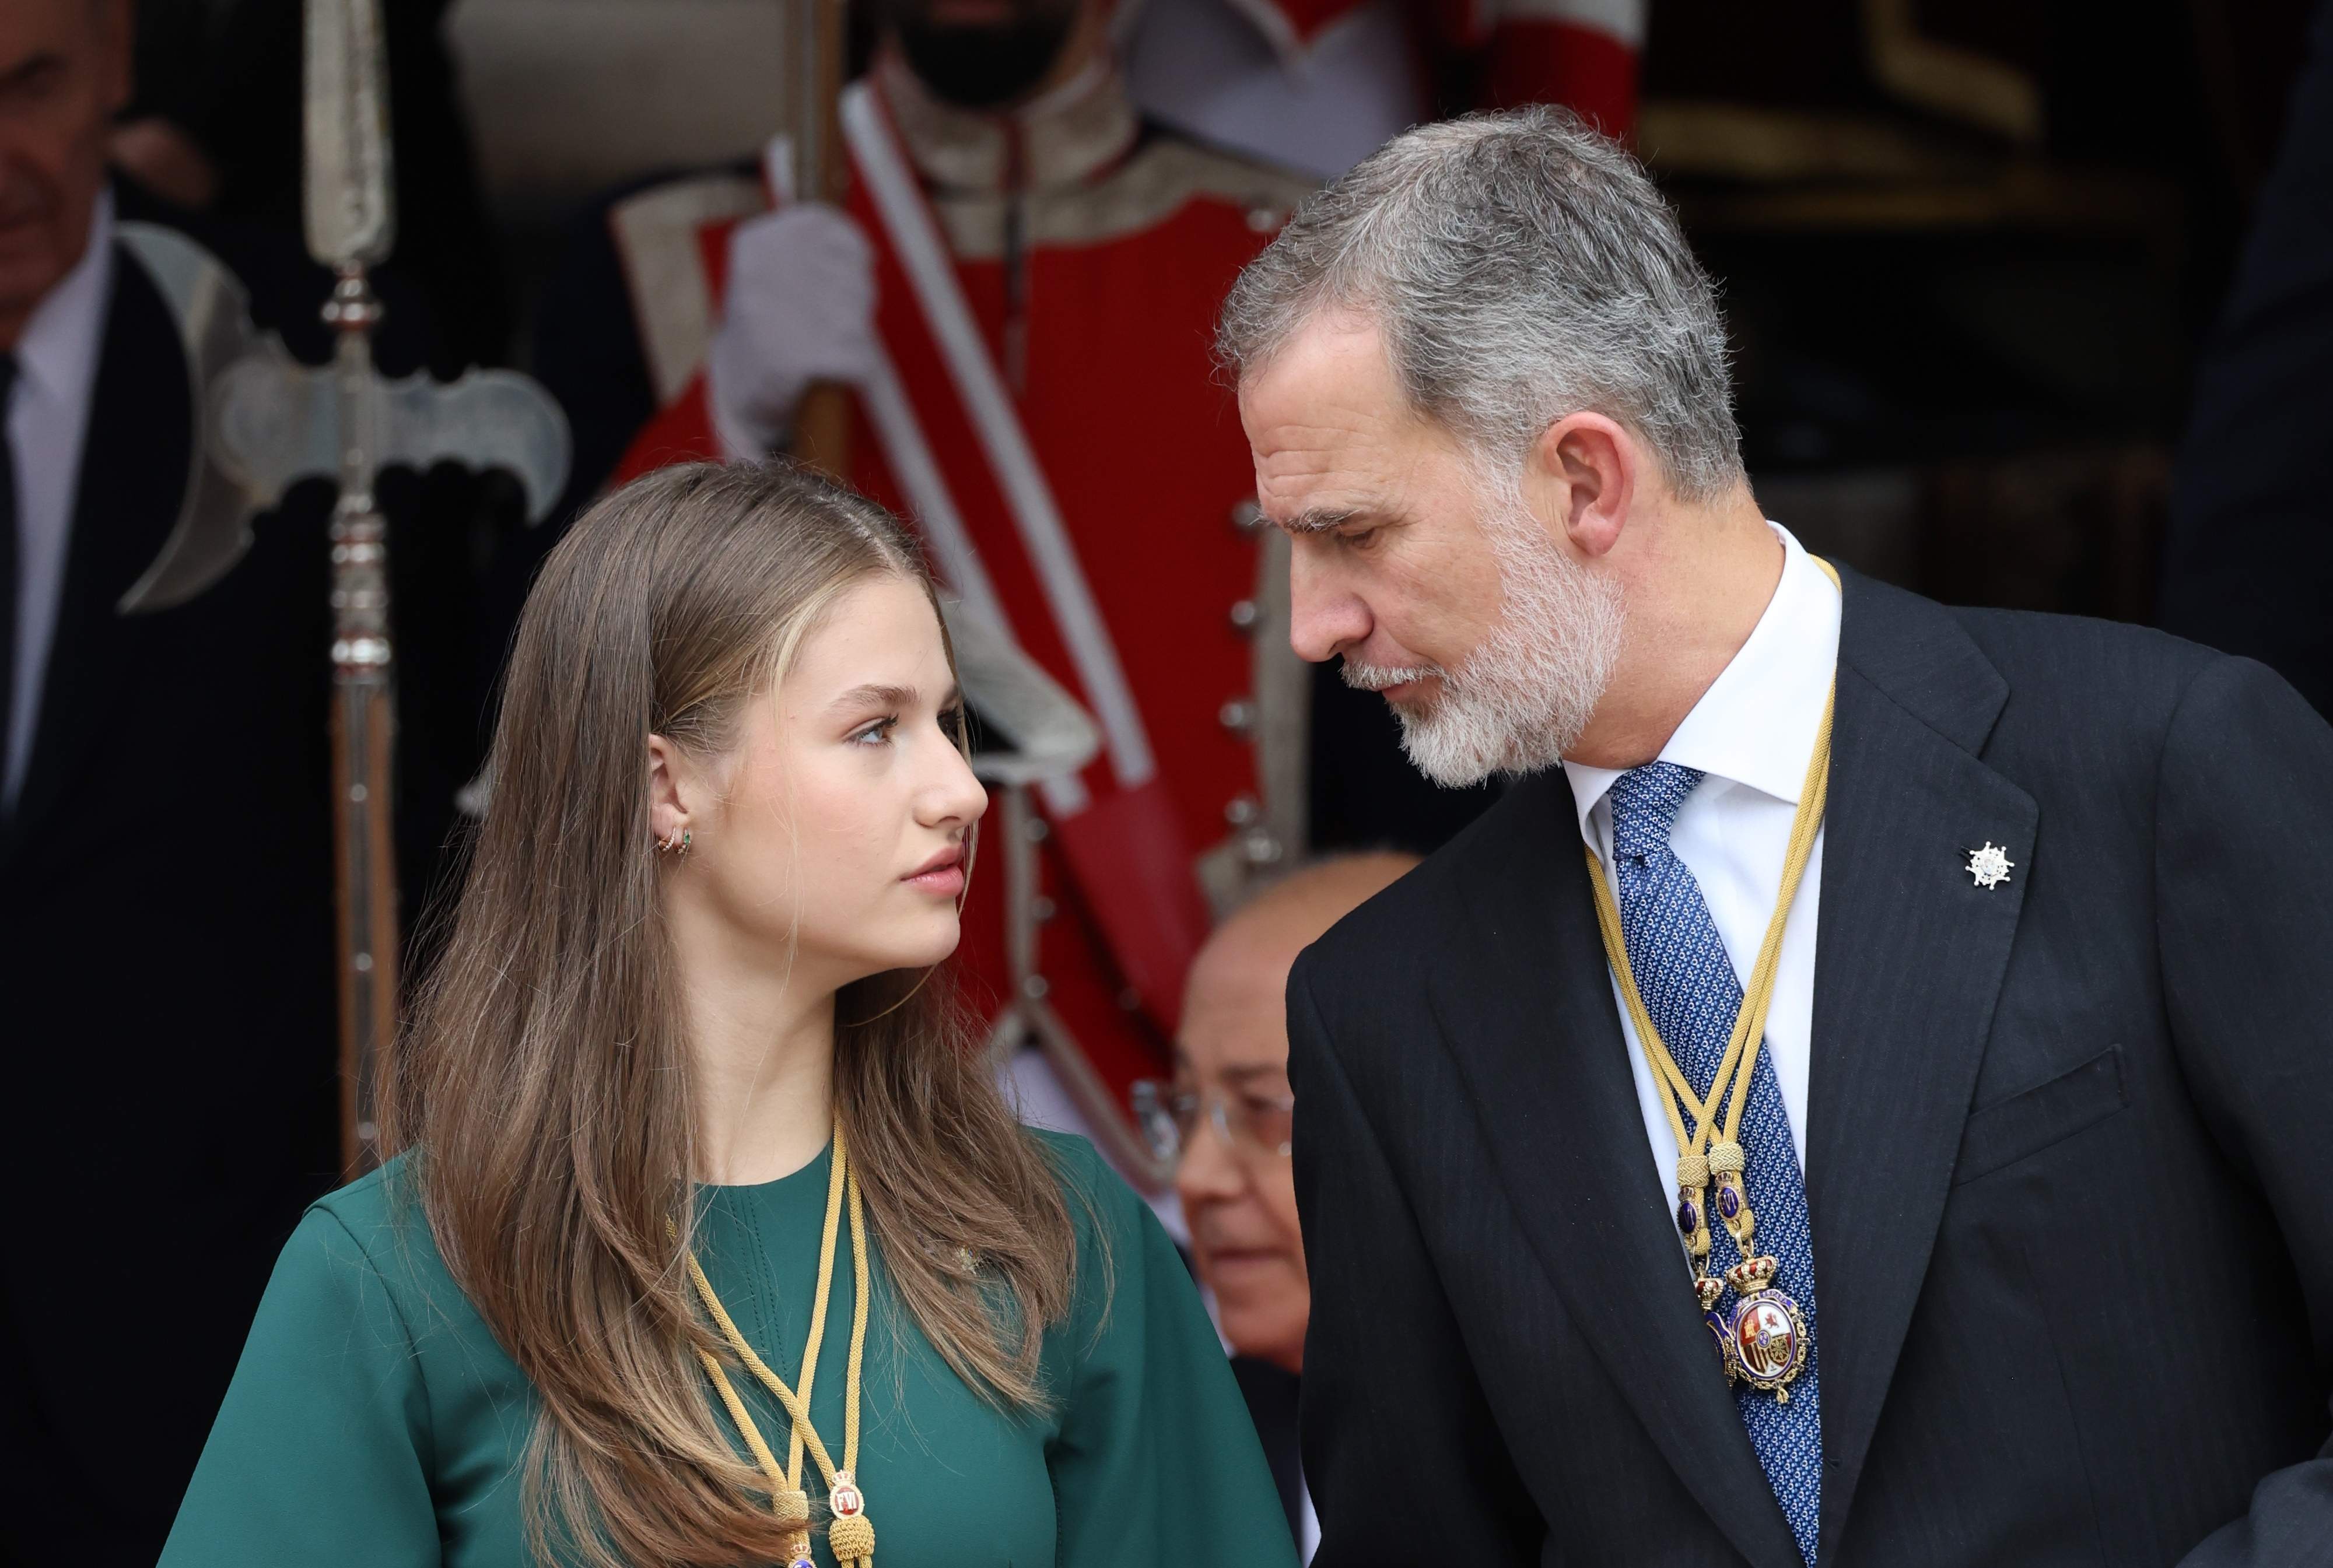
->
[1966,841,2016,890]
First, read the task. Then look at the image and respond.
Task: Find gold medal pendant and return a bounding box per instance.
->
[1722,1255,1808,1401]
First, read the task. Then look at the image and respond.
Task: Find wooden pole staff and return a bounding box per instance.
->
[789,0,855,477]
[305,0,400,1172]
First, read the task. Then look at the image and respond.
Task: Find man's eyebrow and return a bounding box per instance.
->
[1218,1063,1291,1086]
[1277,506,1364,535]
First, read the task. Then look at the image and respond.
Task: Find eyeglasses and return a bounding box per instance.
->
[1132,1080,1294,1164]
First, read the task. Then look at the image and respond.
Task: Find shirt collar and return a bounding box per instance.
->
[13,188,114,416]
[874,50,1139,195]
[1563,522,1842,844]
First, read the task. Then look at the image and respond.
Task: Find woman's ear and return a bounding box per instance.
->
[647,734,691,850]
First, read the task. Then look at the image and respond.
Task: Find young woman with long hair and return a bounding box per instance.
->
[160,464,1294,1568]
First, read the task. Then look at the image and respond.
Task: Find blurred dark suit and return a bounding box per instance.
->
[0,184,478,1568]
[2162,0,2333,717]
[1232,1355,1306,1552]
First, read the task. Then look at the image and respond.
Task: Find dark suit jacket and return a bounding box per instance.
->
[1234,1354,1309,1550]
[0,197,479,1567]
[1289,567,2333,1568]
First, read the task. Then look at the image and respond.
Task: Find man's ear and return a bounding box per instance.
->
[1523,412,1637,560]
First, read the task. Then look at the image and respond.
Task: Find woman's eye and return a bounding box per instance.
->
[850,716,899,746]
[938,706,966,743]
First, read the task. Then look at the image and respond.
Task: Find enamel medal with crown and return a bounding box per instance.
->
[1723,1255,1809,1399]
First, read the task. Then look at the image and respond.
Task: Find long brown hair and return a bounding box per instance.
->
[387,462,1078,1567]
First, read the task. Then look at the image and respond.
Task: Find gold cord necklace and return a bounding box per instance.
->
[1579,556,1838,1401]
[680,1117,875,1567]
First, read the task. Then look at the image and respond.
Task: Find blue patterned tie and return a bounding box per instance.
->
[1607,762,1822,1566]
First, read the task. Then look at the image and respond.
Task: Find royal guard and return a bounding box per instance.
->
[534,0,1329,1189]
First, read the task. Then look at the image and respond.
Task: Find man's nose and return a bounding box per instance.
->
[1174,1105,1249,1206]
[1288,545,1369,664]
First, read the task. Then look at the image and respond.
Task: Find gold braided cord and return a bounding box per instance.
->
[788,1129,849,1485]
[1581,556,1842,1171]
[843,1148,869,1479]
[1587,871,1699,1155]
[692,1341,789,1502]
[1582,704,1826,1162]
[681,1118,874,1564]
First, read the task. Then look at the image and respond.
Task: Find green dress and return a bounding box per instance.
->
[160,1131,1296,1568]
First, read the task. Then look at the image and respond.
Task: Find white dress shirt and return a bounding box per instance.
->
[1562,522,1841,1251]
[4,190,114,809]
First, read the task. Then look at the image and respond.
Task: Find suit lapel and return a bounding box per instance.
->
[1805,569,2036,1562]
[1428,770,1806,1568]
[2,243,190,864]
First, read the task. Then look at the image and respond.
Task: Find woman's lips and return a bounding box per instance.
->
[903,846,965,897]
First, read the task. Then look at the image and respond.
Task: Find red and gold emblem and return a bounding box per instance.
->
[1722,1255,1809,1400]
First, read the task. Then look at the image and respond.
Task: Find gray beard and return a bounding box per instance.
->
[1351,494,1625,788]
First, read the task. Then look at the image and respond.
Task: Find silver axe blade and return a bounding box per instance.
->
[113,222,272,615]
[211,346,573,525]
[107,229,572,616]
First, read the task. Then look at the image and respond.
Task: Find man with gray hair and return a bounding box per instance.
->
[1221,107,2333,1567]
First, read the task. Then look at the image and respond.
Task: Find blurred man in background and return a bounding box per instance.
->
[0,2,341,1562]
[1148,851,1418,1559]
[1,2,471,1559]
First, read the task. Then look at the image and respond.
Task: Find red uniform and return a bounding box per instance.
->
[601,58,1312,1184]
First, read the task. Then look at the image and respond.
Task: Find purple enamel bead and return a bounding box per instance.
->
[1718,1184,1742,1220]
[1676,1197,1700,1237]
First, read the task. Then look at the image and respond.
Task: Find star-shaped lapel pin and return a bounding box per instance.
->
[1966,841,2016,890]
